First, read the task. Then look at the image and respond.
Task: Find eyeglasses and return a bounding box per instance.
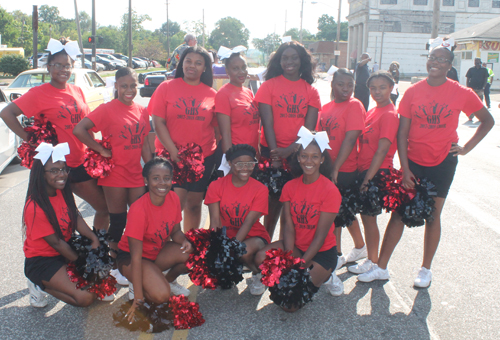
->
[45,167,71,176]
[234,161,257,170]
[48,63,73,70]
[427,56,450,64]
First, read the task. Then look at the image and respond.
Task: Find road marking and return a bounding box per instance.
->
[448,192,500,235]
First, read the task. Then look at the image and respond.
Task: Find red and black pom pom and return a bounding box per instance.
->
[83,136,115,178]
[156,143,205,185]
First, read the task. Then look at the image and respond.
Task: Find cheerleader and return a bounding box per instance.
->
[204,144,270,294]
[149,46,217,232]
[73,67,151,250]
[117,158,193,320]
[318,68,366,269]
[254,41,321,239]
[23,143,107,308]
[0,38,109,230]
[347,71,399,275]
[254,127,344,306]
[358,42,494,287]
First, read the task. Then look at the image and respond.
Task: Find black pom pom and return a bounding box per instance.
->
[397,177,437,227]
[268,266,318,310]
[358,176,384,216]
[334,184,361,228]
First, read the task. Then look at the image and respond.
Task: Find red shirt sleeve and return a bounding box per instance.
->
[308,86,321,110]
[461,87,485,116]
[204,179,222,205]
[123,201,147,241]
[346,101,366,131]
[279,180,294,203]
[398,86,414,119]
[86,102,107,133]
[25,202,56,240]
[13,86,41,118]
[379,110,399,141]
[214,88,231,116]
[254,80,273,105]
[251,182,269,215]
[148,81,169,119]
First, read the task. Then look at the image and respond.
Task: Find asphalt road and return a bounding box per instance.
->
[0,78,499,340]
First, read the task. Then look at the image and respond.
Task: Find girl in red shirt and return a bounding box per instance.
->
[254,41,321,239]
[216,53,260,153]
[149,46,217,232]
[358,44,494,287]
[73,68,151,249]
[318,68,366,270]
[117,158,193,321]
[347,71,399,275]
[0,38,109,231]
[204,144,270,294]
[24,143,103,308]
[254,130,344,308]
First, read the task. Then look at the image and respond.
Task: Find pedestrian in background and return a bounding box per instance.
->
[388,61,400,104]
[482,62,494,109]
[167,33,197,71]
[466,58,489,122]
[354,53,371,111]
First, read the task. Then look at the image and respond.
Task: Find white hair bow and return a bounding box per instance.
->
[33,142,70,165]
[46,38,81,61]
[429,37,455,51]
[297,126,331,153]
[217,45,247,60]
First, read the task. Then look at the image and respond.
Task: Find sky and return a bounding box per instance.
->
[3,0,349,44]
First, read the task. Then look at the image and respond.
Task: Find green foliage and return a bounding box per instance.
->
[252,33,282,55]
[0,54,30,76]
[284,28,316,41]
[159,20,181,37]
[316,14,348,41]
[38,5,60,24]
[0,7,34,55]
[120,10,152,54]
[208,17,250,49]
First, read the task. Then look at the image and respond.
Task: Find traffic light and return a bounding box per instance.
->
[98,36,104,44]
[88,36,95,44]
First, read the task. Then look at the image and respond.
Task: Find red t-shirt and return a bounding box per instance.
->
[23,190,73,258]
[254,75,321,148]
[280,175,341,252]
[215,83,260,151]
[318,97,365,172]
[148,78,217,158]
[118,191,182,261]
[358,104,399,172]
[204,175,270,243]
[14,83,89,167]
[87,99,150,187]
[399,79,484,166]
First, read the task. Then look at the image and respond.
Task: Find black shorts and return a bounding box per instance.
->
[25,255,66,291]
[116,250,154,270]
[68,164,93,184]
[408,153,458,198]
[338,171,358,188]
[172,152,216,193]
[298,246,338,271]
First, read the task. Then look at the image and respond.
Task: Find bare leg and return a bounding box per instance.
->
[71,179,109,230]
[182,191,204,232]
[154,241,191,282]
[120,259,171,303]
[346,217,365,249]
[264,197,282,240]
[334,227,343,254]
[377,212,405,270]
[422,197,446,269]
[240,237,266,273]
[127,186,147,206]
[360,214,380,263]
[42,265,96,307]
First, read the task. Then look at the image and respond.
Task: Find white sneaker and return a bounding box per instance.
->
[128,282,134,300]
[344,245,368,263]
[348,259,374,275]
[357,264,390,282]
[414,267,432,288]
[324,274,344,296]
[110,269,129,286]
[249,273,266,296]
[98,293,115,302]
[27,279,48,308]
[335,255,347,271]
[169,280,190,297]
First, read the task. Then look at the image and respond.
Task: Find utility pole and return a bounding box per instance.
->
[91,0,96,70]
[334,0,342,66]
[299,0,304,43]
[166,1,170,56]
[128,0,132,67]
[431,0,440,39]
[284,10,287,35]
[202,9,205,48]
[74,0,85,67]
[379,15,385,67]
[32,6,38,69]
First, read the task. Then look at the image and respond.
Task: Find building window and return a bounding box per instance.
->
[442,0,454,6]
[413,0,428,4]
[468,0,479,7]
[493,0,500,7]
[462,51,473,60]
[381,0,397,4]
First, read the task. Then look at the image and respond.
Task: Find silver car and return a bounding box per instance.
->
[0,89,24,174]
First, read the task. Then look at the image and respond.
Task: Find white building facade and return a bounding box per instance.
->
[347,0,500,76]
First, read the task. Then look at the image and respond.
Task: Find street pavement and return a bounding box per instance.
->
[0,77,499,340]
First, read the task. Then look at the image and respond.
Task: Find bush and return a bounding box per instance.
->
[0,54,30,76]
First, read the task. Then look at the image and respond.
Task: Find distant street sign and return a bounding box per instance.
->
[334,50,341,56]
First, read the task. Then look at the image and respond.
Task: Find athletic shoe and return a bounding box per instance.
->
[414,267,432,288]
[128,282,134,300]
[324,273,344,296]
[249,273,266,296]
[169,280,190,297]
[335,255,346,271]
[344,245,368,263]
[348,259,374,275]
[357,265,390,282]
[98,293,115,302]
[27,279,48,308]
[110,269,129,286]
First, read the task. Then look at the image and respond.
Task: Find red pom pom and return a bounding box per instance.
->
[17,115,58,169]
[259,249,303,287]
[184,229,218,289]
[83,136,115,178]
[66,263,117,299]
[169,295,205,330]
[378,169,416,212]
[155,143,205,185]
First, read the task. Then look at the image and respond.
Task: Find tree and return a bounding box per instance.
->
[79,11,91,33]
[284,28,315,41]
[120,10,152,54]
[134,40,167,62]
[159,20,181,37]
[0,54,30,76]
[0,7,33,55]
[38,5,60,24]
[208,17,249,49]
[252,33,282,55]
[316,14,348,41]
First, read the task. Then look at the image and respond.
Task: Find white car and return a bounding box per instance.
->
[0,89,24,174]
[3,68,113,111]
[97,54,127,67]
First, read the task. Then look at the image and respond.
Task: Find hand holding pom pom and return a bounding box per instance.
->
[17,115,59,169]
[83,136,115,178]
[156,143,205,185]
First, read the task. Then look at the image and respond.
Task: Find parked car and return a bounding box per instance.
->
[3,68,113,111]
[74,59,105,72]
[135,57,153,67]
[0,88,25,174]
[132,57,147,69]
[84,54,120,70]
[138,69,169,84]
[29,53,49,68]
[97,54,127,67]
[112,54,141,69]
